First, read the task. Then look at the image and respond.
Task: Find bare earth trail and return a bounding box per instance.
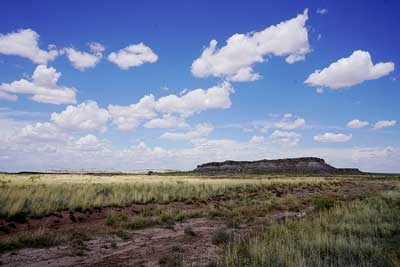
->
[0,180,394,267]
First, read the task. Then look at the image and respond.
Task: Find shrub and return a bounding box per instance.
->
[115,230,130,240]
[313,196,335,210]
[184,226,196,237]
[211,227,232,245]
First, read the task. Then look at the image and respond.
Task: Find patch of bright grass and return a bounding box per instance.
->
[313,196,336,210]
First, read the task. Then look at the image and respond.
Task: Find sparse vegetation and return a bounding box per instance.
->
[106,208,202,230]
[212,227,233,245]
[114,230,130,240]
[159,253,184,267]
[0,228,91,254]
[0,230,62,252]
[0,172,398,266]
[220,188,400,267]
[0,233,61,253]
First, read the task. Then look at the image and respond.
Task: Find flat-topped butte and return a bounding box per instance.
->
[194,157,363,175]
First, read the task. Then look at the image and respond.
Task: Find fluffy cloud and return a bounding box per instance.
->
[51,101,109,132]
[0,29,58,64]
[0,65,77,104]
[253,114,306,133]
[108,43,158,69]
[62,46,103,71]
[274,118,305,130]
[75,134,98,146]
[191,9,310,81]
[144,114,188,129]
[117,142,171,167]
[73,134,110,152]
[160,123,213,140]
[155,82,234,116]
[108,83,234,130]
[19,122,69,143]
[108,95,157,131]
[0,123,112,171]
[373,120,396,129]
[314,133,352,143]
[347,119,369,129]
[270,130,301,146]
[0,116,399,173]
[305,50,395,89]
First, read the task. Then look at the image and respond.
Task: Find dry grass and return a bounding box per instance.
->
[0,173,332,217]
[220,187,400,267]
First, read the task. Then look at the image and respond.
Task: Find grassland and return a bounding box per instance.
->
[0,173,399,266]
[0,173,332,217]
[221,188,400,267]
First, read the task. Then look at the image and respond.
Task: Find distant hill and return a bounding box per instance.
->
[193,157,363,175]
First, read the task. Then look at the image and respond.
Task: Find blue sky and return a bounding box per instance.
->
[0,0,399,172]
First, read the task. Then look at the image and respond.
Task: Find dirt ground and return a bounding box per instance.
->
[0,179,394,267]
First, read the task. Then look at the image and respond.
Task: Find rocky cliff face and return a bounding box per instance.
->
[193,157,362,175]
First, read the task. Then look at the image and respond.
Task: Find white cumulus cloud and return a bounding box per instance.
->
[160,123,213,140]
[305,50,395,89]
[0,115,399,173]
[0,65,77,105]
[51,101,109,132]
[314,133,352,143]
[270,130,301,146]
[108,95,157,131]
[191,9,310,82]
[373,120,396,129]
[144,114,188,129]
[0,29,59,64]
[108,43,158,69]
[347,119,369,129]
[19,122,69,143]
[62,46,103,71]
[155,82,234,116]
[274,118,305,130]
[108,83,233,131]
[260,114,306,132]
